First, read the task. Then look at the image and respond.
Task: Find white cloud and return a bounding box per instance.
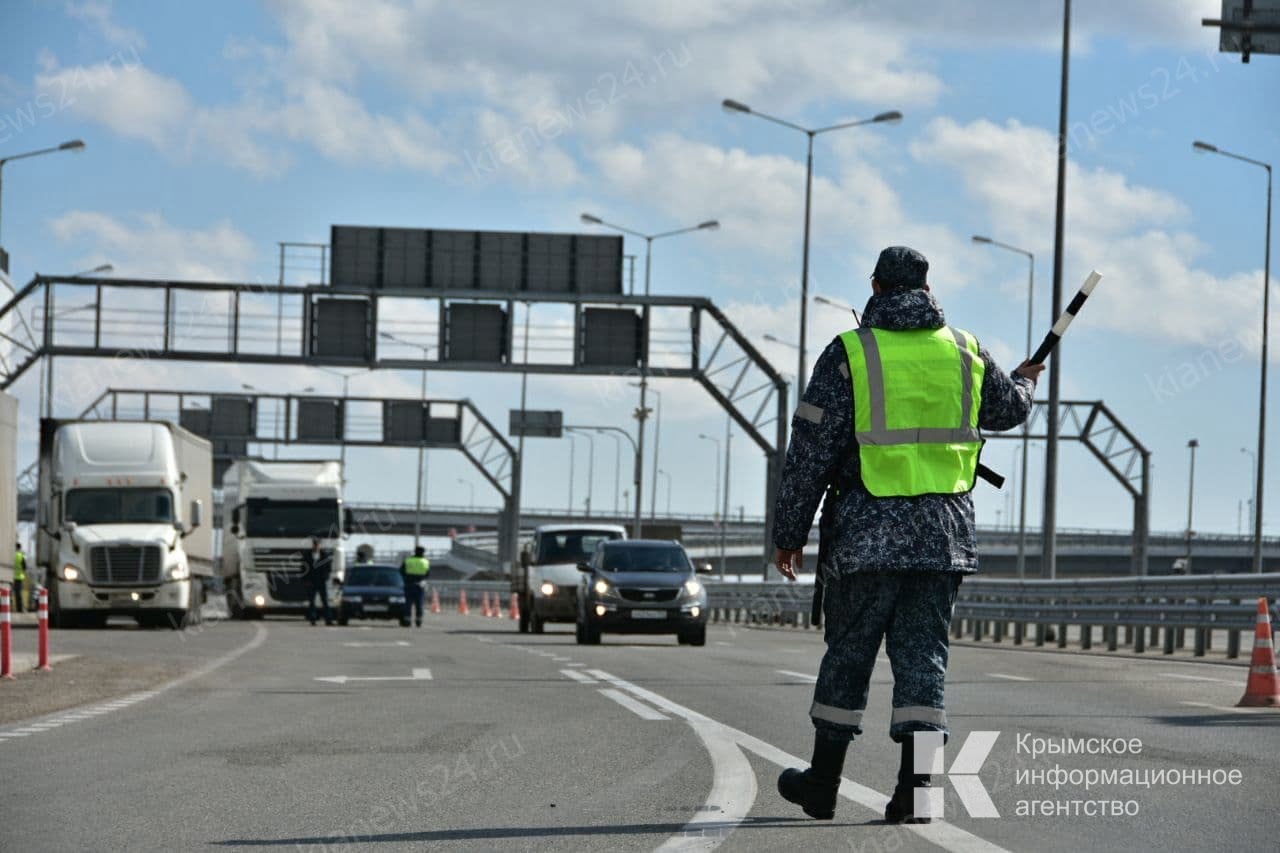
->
[47,211,259,280]
[65,0,146,48]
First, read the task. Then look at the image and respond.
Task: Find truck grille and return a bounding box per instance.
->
[89,545,164,585]
[618,587,679,603]
[251,548,307,571]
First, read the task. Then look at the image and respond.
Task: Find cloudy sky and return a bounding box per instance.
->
[1,0,1278,548]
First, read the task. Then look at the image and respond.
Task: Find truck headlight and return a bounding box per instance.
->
[167,563,190,581]
[683,579,704,597]
[61,564,82,582]
[539,582,555,596]
[593,578,612,596]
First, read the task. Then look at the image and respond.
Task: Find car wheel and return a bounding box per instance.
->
[584,622,602,645]
[338,616,349,626]
[518,597,530,633]
[531,613,545,634]
[680,626,707,647]
[676,633,689,645]
[575,619,586,644]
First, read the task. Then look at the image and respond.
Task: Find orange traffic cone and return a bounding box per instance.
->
[459,590,470,616]
[509,594,520,621]
[430,588,441,615]
[1238,598,1280,707]
[481,591,492,618]
[492,595,502,618]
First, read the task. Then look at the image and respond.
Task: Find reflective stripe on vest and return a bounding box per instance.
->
[840,325,985,497]
[403,556,430,576]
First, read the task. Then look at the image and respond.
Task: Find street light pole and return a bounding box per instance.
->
[1241,446,1258,540]
[972,235,1035,578]
[722,420,732,578]
[721,99,902,398]
[658,469,672,516]
[698,432,722,576]
[0,139,86,244]
[1195,141,1272,572]
[378,332,431,548]
[1043,0,1072,581]
[1185,439,1199,572]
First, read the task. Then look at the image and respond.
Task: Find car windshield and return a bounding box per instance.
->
[599,544,691,573]
[345,566,402,588]
[65,488,174,525]
[244,498,340,538]
[535,529,622,564]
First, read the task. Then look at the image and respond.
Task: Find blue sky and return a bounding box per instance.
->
[1,0,1278,548]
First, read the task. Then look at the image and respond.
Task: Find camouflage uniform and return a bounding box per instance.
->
[772,282,1034,744]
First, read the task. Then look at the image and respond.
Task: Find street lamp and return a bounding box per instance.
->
[698,430,730,577]
[379,331,432,548]
[565,426,596,516]
[763,333,798,349]
[0,139,86,243]
[1184,439,1200,572]
[1195,140,1272,573]
[722,98,901,399]
[972,234,1036,578]
[813,294,862,325]
[581,215,718,534]
[73,263,113,276]
[629,381,663,519]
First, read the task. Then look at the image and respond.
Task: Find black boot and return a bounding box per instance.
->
[885,736,933,824]
[778,733,848,820]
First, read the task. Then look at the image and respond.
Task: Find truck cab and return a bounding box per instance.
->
[37,420,213,629]
[516,524,627,633]
[220,460,349,619]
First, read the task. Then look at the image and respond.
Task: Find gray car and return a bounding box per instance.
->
[575,540,713,646]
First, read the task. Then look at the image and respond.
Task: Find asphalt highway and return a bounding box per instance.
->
[2,610,1277,852]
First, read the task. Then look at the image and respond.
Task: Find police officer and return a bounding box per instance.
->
[12,543,26,614]
[773,246,1043,822]
[400,546,430,627]
[302,536,334,626]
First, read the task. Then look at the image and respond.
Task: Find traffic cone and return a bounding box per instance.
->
[459,590,470,616]
[509,594,520,621]
[491,596,502,619]
[480,591,492,618]
[430,588,441,615]
[1238,598,1280,707]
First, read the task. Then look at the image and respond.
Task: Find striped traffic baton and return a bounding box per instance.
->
[1,586,13,680]
[1029,270,1103,365]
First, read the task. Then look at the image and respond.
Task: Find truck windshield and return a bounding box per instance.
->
[535,529,622,565]
[244,499,340,538]
[65,488,174,525]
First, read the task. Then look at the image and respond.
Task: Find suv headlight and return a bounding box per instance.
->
[167,562,190,581]
[593,578,612,597]
[683,579,704,598]
[539,581,556,596]
[61,564,82,582]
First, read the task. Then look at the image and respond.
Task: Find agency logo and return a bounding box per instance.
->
[913,731,1000,819]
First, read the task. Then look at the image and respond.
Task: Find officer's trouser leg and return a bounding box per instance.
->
[810,572,897,743]
[885,573,962,743]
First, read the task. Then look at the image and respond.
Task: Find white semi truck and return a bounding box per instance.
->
[36,420,213,629]
[220,459,350,619]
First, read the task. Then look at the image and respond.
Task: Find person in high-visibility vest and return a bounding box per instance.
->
[12,543,26,614]
[772,246,1044,823]
[400,546,430,627]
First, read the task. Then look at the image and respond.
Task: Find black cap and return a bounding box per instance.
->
[872,246,928,290]
[414,546,426,557]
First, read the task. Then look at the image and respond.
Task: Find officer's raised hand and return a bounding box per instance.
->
[1014,360,1046,383]
[774,547,803,581]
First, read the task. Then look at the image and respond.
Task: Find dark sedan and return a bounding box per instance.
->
[576,540,712,646]
[338,564,410,626]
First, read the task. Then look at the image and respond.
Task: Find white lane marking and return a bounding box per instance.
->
[343,641,412,648]
[776,670,817,683]
[598,688,669,721]
[654,720,757,853]
[1162,672,1233,684]
[0,623,269,742]
[588,670,1011,853]
[551,656,572,662]
[561,669,598,685]
[1179,701,1276,714]
[566,662,587,668]
[987,673,1032,682]
[714,642,732,646]
[315,668,432,685]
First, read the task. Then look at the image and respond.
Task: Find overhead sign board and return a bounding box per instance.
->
[330,225,623,295]
[1212,1,1280,60]
[509,409,563,438]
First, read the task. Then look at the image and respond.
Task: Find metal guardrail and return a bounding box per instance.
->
[698,574,1279,660]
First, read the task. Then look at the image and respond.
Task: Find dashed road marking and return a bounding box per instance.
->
[988,673,1032,682]
[561,669,598,685]
[1179,701,1276,714]
[776,670,817,682]
[598,688,669,720]
[1161,672,1233,684]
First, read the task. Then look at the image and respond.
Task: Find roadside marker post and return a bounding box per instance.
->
[37,587,52,672]
[1,587,13,680]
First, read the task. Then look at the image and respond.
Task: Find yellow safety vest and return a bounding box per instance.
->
[840,325,986,497]
[13,551,26,582]
[403,556,430,577]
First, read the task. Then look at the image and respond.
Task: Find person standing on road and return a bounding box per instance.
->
[302,536,334,626]
[773,246,1043,823]
[12,543,26,614]
[400,546,430,627]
